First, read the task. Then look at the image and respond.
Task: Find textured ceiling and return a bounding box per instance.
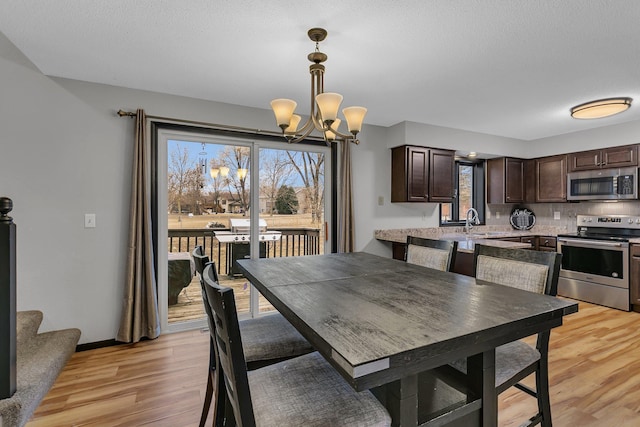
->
[1,0,640,141]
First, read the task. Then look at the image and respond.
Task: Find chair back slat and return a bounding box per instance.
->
[406,236,458,272]
[203,264,256,427]
[472,244,561,297]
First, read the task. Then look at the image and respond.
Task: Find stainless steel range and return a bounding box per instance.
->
[557,214,640,311]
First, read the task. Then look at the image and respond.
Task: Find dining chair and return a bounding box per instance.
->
[405,235,458,272]
[201,263,392,427]
[191,246,314,427]
[441,244,561,427]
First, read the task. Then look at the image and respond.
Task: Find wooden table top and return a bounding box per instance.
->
[237,252,578,390]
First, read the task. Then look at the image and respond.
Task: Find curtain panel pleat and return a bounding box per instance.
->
[338,140,355,252]
[116,109,160,343]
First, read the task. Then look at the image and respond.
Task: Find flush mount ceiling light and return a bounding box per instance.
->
[571,97,632,119]
[270,28,367,145]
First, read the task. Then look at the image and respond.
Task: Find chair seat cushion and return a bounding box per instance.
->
[239,312,314,363]
[449,340,541,388]
[249,352,391,427]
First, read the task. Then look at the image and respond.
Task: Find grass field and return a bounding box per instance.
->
[168,212,322,229]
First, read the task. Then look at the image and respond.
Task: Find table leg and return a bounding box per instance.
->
[386,375,418,427]
[467,349,497,427]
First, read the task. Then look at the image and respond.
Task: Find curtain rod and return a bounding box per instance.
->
[116,109,324,142]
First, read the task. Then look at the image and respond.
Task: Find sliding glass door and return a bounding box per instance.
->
[156,127,330,333]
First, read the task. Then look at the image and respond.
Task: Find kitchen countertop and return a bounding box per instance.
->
[375,226,568,253]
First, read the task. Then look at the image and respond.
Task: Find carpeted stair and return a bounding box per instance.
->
[0,310,80,427]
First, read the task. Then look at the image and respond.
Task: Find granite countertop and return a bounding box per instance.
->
[375,225,568,253]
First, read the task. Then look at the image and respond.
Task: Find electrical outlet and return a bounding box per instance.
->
[84,213,96,228]
[554,211,561,220]
[496,211,500,219]
[377,196,384,206]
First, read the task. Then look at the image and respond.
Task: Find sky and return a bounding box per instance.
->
[167,139,318,189]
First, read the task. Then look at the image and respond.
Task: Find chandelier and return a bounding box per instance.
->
[270,28,367,145]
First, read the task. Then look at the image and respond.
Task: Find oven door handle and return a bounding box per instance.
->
[557,238,627,248]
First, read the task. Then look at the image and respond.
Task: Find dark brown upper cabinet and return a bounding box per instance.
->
[535,154,567,202]
[486,157,524,204]
[391,145,455,203]
[428,149,456,202]
[568,145,638,172]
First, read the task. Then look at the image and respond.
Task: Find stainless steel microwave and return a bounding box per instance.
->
[567,167,638,200]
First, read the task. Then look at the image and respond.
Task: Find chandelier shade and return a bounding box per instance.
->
[270,28,367,145]
[342,106,368,134]
[324,119,341,142]
[284,114,302,134]
[270,99,298,129]
[316,92,343,124]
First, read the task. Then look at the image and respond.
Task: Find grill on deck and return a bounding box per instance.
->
[214,219,282,275]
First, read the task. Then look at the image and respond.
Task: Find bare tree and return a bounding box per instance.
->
[260,150,294,215]
[287,151,325,224]
[168,144,202,215]
[220,146,251,214]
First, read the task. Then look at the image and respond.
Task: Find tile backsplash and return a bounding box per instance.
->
[486,201,640,233]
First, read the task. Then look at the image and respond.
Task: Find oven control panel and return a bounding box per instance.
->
[577,215,640,228]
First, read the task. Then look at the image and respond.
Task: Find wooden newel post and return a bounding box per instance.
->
[0,197,16,399]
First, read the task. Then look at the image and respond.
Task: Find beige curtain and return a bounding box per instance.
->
[116,109,160,343]
[337,140,355,252]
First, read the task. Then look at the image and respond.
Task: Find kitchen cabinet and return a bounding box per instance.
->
[486,157,524,204]
[568,145,638,172]
[537,236,557,252]
[521,236,537,250]
[631,245,640,311]
[452,251,474,277]
[499,237,522,242]
[391,145,455,203]
[535,154,567,202]
[429,148,456,202]
[392,242,407,261]
[524,159,536,203]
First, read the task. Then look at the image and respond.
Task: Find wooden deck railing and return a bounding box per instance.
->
[168,227,322,276]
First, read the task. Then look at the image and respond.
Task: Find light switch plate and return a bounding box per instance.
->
[554,211,561,220]
[377,196,384,206]
[85,213,96,228]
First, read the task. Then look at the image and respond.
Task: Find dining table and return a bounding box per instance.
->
[236,252,578,427]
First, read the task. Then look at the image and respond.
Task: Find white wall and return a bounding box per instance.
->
[4,30,640,343]
[526,119,640,158]
[0,32,315,343]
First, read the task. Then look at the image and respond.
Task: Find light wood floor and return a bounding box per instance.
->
[26,299,640,426]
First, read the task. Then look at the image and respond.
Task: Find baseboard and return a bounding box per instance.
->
[76,339,119,352]
[75,336,160,352]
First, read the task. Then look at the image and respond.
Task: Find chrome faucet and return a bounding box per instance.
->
[465,208,480,234]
